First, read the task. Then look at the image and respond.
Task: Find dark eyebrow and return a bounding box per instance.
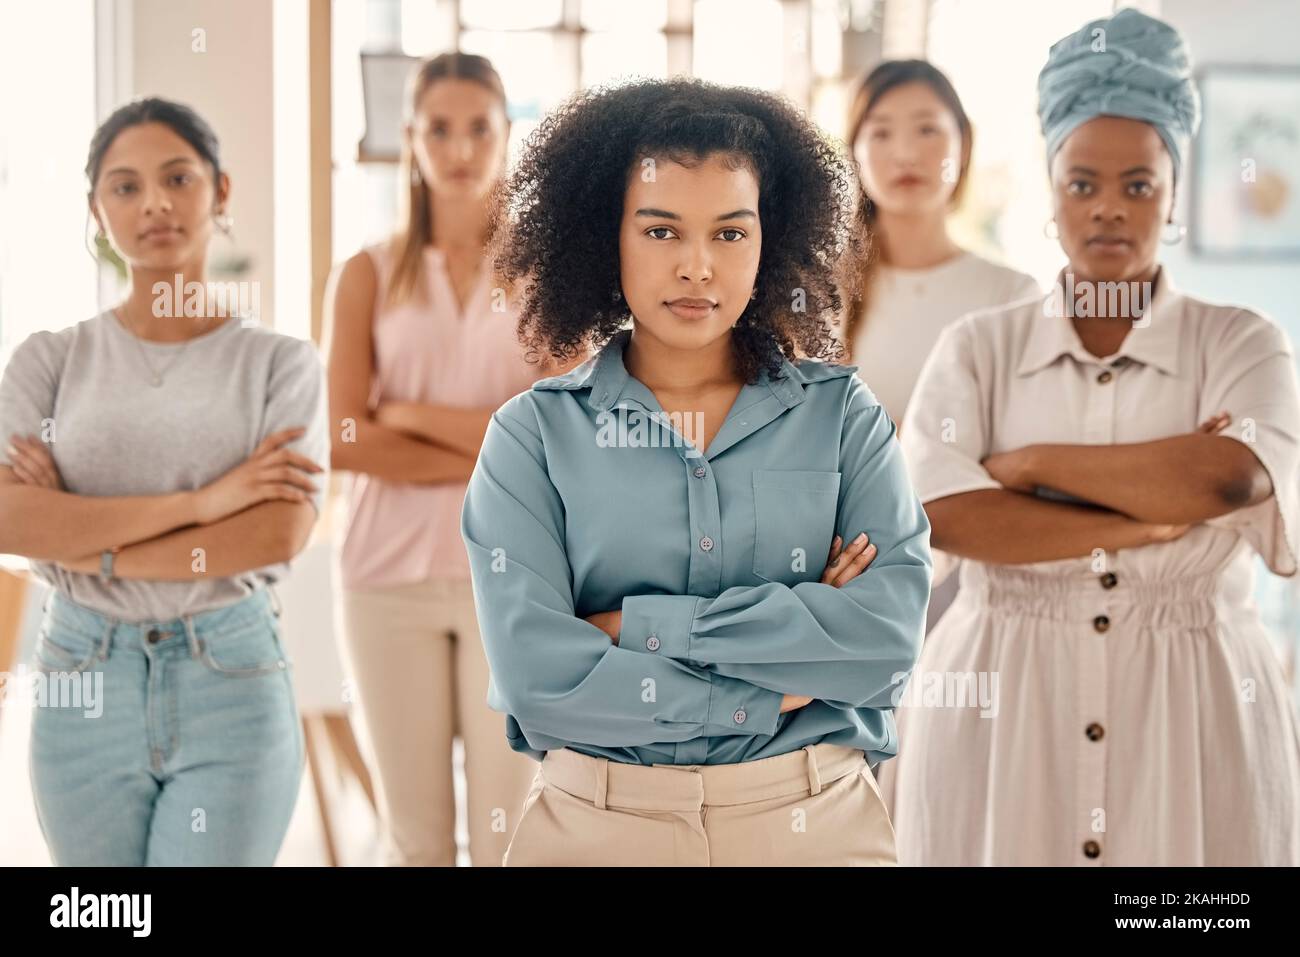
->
[104,157,196,177]
[1066,165,1158,178]
[635,208,680,220]
[634,208,756,221]
[425,114,492,123]
[864,109,937,122]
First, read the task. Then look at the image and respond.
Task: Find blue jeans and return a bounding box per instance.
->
[28,587,305,865]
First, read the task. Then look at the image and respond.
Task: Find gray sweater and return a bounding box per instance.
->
[0,310,329,621]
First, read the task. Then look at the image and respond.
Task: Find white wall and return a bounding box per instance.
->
[1159,0,1300,337]
[128,0,277,328]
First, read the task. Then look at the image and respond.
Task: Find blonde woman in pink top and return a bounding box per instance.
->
[323,53,575,866]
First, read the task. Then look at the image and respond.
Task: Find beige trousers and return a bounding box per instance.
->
[339,578,537,866]
[504,742,898,866]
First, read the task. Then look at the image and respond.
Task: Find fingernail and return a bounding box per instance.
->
[854,532,867,545]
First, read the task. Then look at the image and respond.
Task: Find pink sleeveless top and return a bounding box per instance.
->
[337,242,540,588]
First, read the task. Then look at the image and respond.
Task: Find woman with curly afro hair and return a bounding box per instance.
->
[460,77,933,866]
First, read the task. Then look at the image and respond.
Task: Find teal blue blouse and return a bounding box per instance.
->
[461,328,932,766]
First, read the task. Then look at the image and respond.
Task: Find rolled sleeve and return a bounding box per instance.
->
[900,318,1002,504]
[0,332,67,470]
[1201,312,1300,576]
[462,399,782,752]
[258,337,330,515]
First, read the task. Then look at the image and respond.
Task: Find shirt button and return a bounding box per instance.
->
[1100,572,1118,589]
[1093,615,1110,633]
[1096,370,1113,384]
[693,466,707,479]
[645,634,661,652]
[699,536,714,552]
[1085,722,1105,741]
[1083,840,1102,859]
[733,708,747,725]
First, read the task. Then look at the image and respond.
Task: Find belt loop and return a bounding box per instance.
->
[593,757,609,810]
[804,745,822,796]
[266,584,282,619]
[97,621,115,662]
[181,613,202,659]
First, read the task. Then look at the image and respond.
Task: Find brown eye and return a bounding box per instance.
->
[646,226,675,240]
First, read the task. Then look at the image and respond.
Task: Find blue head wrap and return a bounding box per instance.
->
[1037,8,1201,183]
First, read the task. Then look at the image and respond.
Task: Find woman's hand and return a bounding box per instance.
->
[191,427,323,525]
[6,434,65,490]
[584,609,621,644]
[981,446,1038,493]
[587,533,881,713]
[57,551,109,575]
[984,414,1230,495]
[820,532,877,586]
[1141,521,1192,545]
[1196,411,1231,435]
[586,533,880,648]
[374,401,419,433]
[781,531,881,713]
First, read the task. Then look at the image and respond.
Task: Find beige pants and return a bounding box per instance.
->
[339,578,537,866]
[504,742,897,866]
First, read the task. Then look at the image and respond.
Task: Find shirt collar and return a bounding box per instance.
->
[1017,268,1183,377]
[533,327,843,412]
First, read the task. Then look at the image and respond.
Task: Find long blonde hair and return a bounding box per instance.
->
[843,60,972,358]
[387,52,508,308]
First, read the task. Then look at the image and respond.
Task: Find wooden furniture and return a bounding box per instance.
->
[0,565,31,722]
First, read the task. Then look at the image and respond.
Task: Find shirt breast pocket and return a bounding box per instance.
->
[751,469,841,586]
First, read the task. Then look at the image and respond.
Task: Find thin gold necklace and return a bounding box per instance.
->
[113,306,212,388]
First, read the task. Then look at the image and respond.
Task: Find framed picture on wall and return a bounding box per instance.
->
[1192,65,1300,258]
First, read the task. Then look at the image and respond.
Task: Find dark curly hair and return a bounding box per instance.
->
[490,77,866,383]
